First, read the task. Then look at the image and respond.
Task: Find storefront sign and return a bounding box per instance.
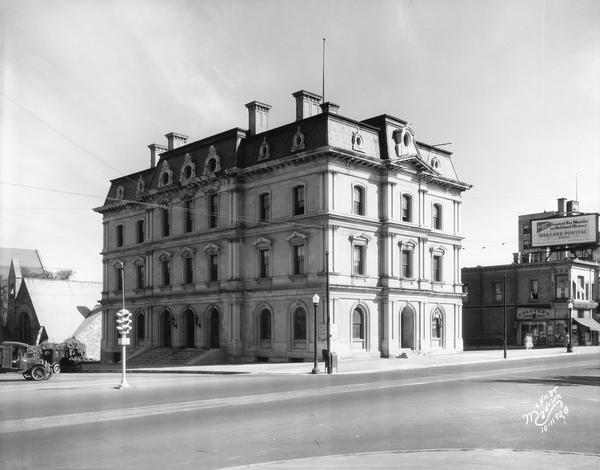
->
[517,308,552,320]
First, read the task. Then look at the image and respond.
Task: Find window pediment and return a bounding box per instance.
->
[158,251,172,261]
[180,247,195,258]
[399,240,417,251]
[253,237,272,249]
[133,257,145,267]
[349,233,371,245]
[204,243,220,255]
[204,145,221,177]
[430,246,446,255]
[286,231,308,244]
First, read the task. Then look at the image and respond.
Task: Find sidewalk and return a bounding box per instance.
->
[84,346,599,375]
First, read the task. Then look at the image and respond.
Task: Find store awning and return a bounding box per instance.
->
[573,317,600,332]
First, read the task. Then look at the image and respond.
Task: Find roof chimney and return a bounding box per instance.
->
[245,101,271,135]
[557,198,567,215]
[148,143,167,168]
[320,101,340,114]
[292,90,322,121]
[165,132,188,151]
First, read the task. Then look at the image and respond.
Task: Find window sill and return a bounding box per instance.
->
[289,274,307,282]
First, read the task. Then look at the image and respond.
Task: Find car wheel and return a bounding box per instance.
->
[52,363,61,374]
[30,365,47,381]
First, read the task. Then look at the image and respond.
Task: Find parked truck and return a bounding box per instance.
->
[0,341,53,381]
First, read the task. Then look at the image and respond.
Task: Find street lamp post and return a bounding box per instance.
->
[311,293,320,374]
[325,251,331,374]
[567,300,574,353]
[503,273,507,359]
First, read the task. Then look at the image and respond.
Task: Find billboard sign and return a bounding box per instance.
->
[531,213,598,248]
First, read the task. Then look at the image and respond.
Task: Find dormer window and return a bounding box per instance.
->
[158,161,173,187]
[115,186,125,200]
[203,145,221,177]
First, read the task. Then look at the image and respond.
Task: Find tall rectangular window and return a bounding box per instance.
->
[116,267,123,291]
[209,254,218,281]
[402,195,412,222]
[293,186,305,215]
[353,245,365,275]
[556,277,567,298]
[259,249,270,278]
[401,250,412,278]
[184,200,193,233]
[208,194,218,228]
[494,281,503,302]
[432,203,442,230]
[136,265,144,289]
[137,220,144,244]
[463,284,469,303]
[293,244,305,275]
[259,193,271,221]
[162,260,171,286]
[530,279,539,300]
[162,208,170,237]
[184,257,193,284]
[116,224,124,247]
[432,255,443,282]
[353,186,364,215]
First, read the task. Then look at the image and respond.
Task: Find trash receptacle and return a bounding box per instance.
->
[321,349,337,373]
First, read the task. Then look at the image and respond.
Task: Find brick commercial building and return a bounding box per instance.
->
[462,198,600,349]
[462,259,599,348]
[95,90,471,364]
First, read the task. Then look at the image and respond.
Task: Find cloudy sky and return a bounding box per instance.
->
[1,0,599,282]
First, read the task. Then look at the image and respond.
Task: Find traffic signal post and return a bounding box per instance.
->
[115,308,132,389]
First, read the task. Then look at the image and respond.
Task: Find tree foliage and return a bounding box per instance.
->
[22,268,75,280]
[27,337,87,361]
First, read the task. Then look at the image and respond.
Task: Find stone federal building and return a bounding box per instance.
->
[95,90,472,364]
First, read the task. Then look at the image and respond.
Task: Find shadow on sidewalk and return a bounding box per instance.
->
[485,375,600,387]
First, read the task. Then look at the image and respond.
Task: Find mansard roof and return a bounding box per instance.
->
[95,100,471,213]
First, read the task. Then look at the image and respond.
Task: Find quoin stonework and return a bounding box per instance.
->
[94,90,471,364]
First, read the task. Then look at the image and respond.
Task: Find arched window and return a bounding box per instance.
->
[402,194,412,222]
[432,203,442,230]
[260,309,271,341]
[352,307,365,349]
[136,313,145,342]
[293,308,307,341]
[431,311,443,344]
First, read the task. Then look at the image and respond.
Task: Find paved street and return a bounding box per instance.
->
[0,353,599,469]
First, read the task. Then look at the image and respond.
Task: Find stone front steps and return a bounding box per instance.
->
[128,347,220,367]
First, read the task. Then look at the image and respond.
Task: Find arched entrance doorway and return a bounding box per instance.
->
[400,306,415,349]
[209,309,220,348]
[160,310,173,347]
[431,310,444,349]
[182,309,195,348]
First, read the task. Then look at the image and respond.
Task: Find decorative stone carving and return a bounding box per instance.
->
[136,175,146,195]
[258,137,270,161]
[291,127,305,152]
[180,153,196,183]
[393,124,419,158]
[352,130,364,152]
[204,145,221,177]
[158,161,173,187]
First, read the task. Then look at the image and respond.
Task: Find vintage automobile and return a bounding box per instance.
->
[0,341,53,381]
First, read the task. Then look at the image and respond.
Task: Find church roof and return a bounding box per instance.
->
[22,279,102,343]
[0,247,44,279]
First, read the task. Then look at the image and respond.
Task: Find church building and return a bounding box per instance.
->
[94,90,471,364]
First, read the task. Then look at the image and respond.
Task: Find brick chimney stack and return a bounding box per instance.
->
[292,90,322,121]
[320,101,340,114]
[148,143,167,168]
[245,101,272,135]
[165,132,188,151]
